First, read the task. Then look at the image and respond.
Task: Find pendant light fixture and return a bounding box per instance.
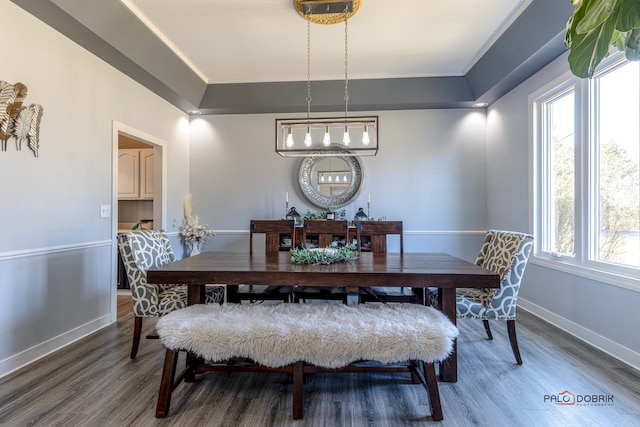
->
[276,0,378,157]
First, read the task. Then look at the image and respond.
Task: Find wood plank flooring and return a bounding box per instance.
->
[117,294,133,319]
[0,303,638,427]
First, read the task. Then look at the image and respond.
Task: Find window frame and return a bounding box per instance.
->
[531,53,640,291]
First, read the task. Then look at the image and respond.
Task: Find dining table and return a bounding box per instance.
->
[147,251,500,382]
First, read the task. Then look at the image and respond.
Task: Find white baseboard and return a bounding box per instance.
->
[0,315,112,378]
[518,298,640,371]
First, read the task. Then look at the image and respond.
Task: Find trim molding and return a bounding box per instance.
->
[168,229,487,237]
[405,230,486,236]
[0,315,111,379]
[0,230,483,257]
[518,298,640,371]
[531,257,640,293]
[0,239,112,261]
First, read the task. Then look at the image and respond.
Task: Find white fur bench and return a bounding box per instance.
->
[155,303,458,420]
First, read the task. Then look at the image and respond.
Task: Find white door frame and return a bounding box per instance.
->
[111,121,168,322]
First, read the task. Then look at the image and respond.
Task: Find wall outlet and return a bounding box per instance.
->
[100,204,111,218]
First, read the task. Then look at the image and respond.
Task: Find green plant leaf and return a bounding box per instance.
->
[576,0,616,34]
[566,0,640,78]
[568,0,620,77]
[613,30,626,50]
[625,28,640,59]
[566,0,592,49]
[616,0,640,32]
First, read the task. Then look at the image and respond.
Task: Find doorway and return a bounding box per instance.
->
[112,121,167,321]
[117,135,155,237]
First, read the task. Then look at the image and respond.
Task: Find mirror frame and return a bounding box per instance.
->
[298,152,365,208]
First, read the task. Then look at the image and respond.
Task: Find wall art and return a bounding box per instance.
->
[0,80,44,157]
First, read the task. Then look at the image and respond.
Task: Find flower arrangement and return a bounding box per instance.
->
[175,194,215,244]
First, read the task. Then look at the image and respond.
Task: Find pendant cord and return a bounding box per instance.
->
[344,8,349,118]
[306,17,312,120]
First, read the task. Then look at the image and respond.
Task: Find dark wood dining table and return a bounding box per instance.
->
[147,251,499,382]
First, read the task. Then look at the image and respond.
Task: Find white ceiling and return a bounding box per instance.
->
[125,0,533,84]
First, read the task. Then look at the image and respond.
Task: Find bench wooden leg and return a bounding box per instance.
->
[185,351,202,382]
[423,361,443,421]
[410,360,421,384]
[156,348,179,418]
[292,361,304,419]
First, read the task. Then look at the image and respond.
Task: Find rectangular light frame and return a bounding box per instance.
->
[275,116,378,157]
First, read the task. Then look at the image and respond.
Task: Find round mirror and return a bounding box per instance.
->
[298,152,364,208]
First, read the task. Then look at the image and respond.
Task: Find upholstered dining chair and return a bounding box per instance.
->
[428,229,533,364]
[118,230,225,359]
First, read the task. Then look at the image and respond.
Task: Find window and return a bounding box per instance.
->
[540,88,575,256]
[534,56,640,283]
[592,63,640,268]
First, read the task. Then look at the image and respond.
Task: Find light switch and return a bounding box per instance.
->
[100,204,111,218]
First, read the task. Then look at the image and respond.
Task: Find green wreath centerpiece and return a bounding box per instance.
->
[290,243,359,265]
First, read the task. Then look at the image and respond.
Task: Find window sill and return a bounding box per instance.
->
[531,256,640,292]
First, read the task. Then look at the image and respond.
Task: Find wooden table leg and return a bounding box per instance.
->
[186,284,205,382]
[188,284,205,305]
[438,287,457,382]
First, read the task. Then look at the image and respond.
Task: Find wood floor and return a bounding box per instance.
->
[1,301,639,427]
[117,293,133,320]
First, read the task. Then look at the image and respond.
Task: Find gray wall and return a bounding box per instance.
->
[486,53,640,368]
[187,109,489,260]
[0,2,191,376]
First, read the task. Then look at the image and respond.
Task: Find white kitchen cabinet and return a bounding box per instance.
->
[118,148,154,200]
[140,149,154,199]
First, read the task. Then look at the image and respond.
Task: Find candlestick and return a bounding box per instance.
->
[367,201,370,218]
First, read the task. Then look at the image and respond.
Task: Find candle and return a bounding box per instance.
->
[286,192,289,203]
[368,192,371,203]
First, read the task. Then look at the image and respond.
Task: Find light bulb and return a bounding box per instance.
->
[343,174,347,182]
[285,129,294,147]
[328,175,333,182]
[342,127,350,145]
[321,174,325,182]
[304,128,312,147]
[323,127,331,146]
[362,125,370,145]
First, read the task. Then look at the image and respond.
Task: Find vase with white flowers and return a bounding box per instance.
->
[175,194,215,256]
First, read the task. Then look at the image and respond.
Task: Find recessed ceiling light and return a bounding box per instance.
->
[473,102,489,108]
[187,109,202,115]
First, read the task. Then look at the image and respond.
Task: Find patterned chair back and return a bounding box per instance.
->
[117,230,177,316]
[478,229,533,319]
